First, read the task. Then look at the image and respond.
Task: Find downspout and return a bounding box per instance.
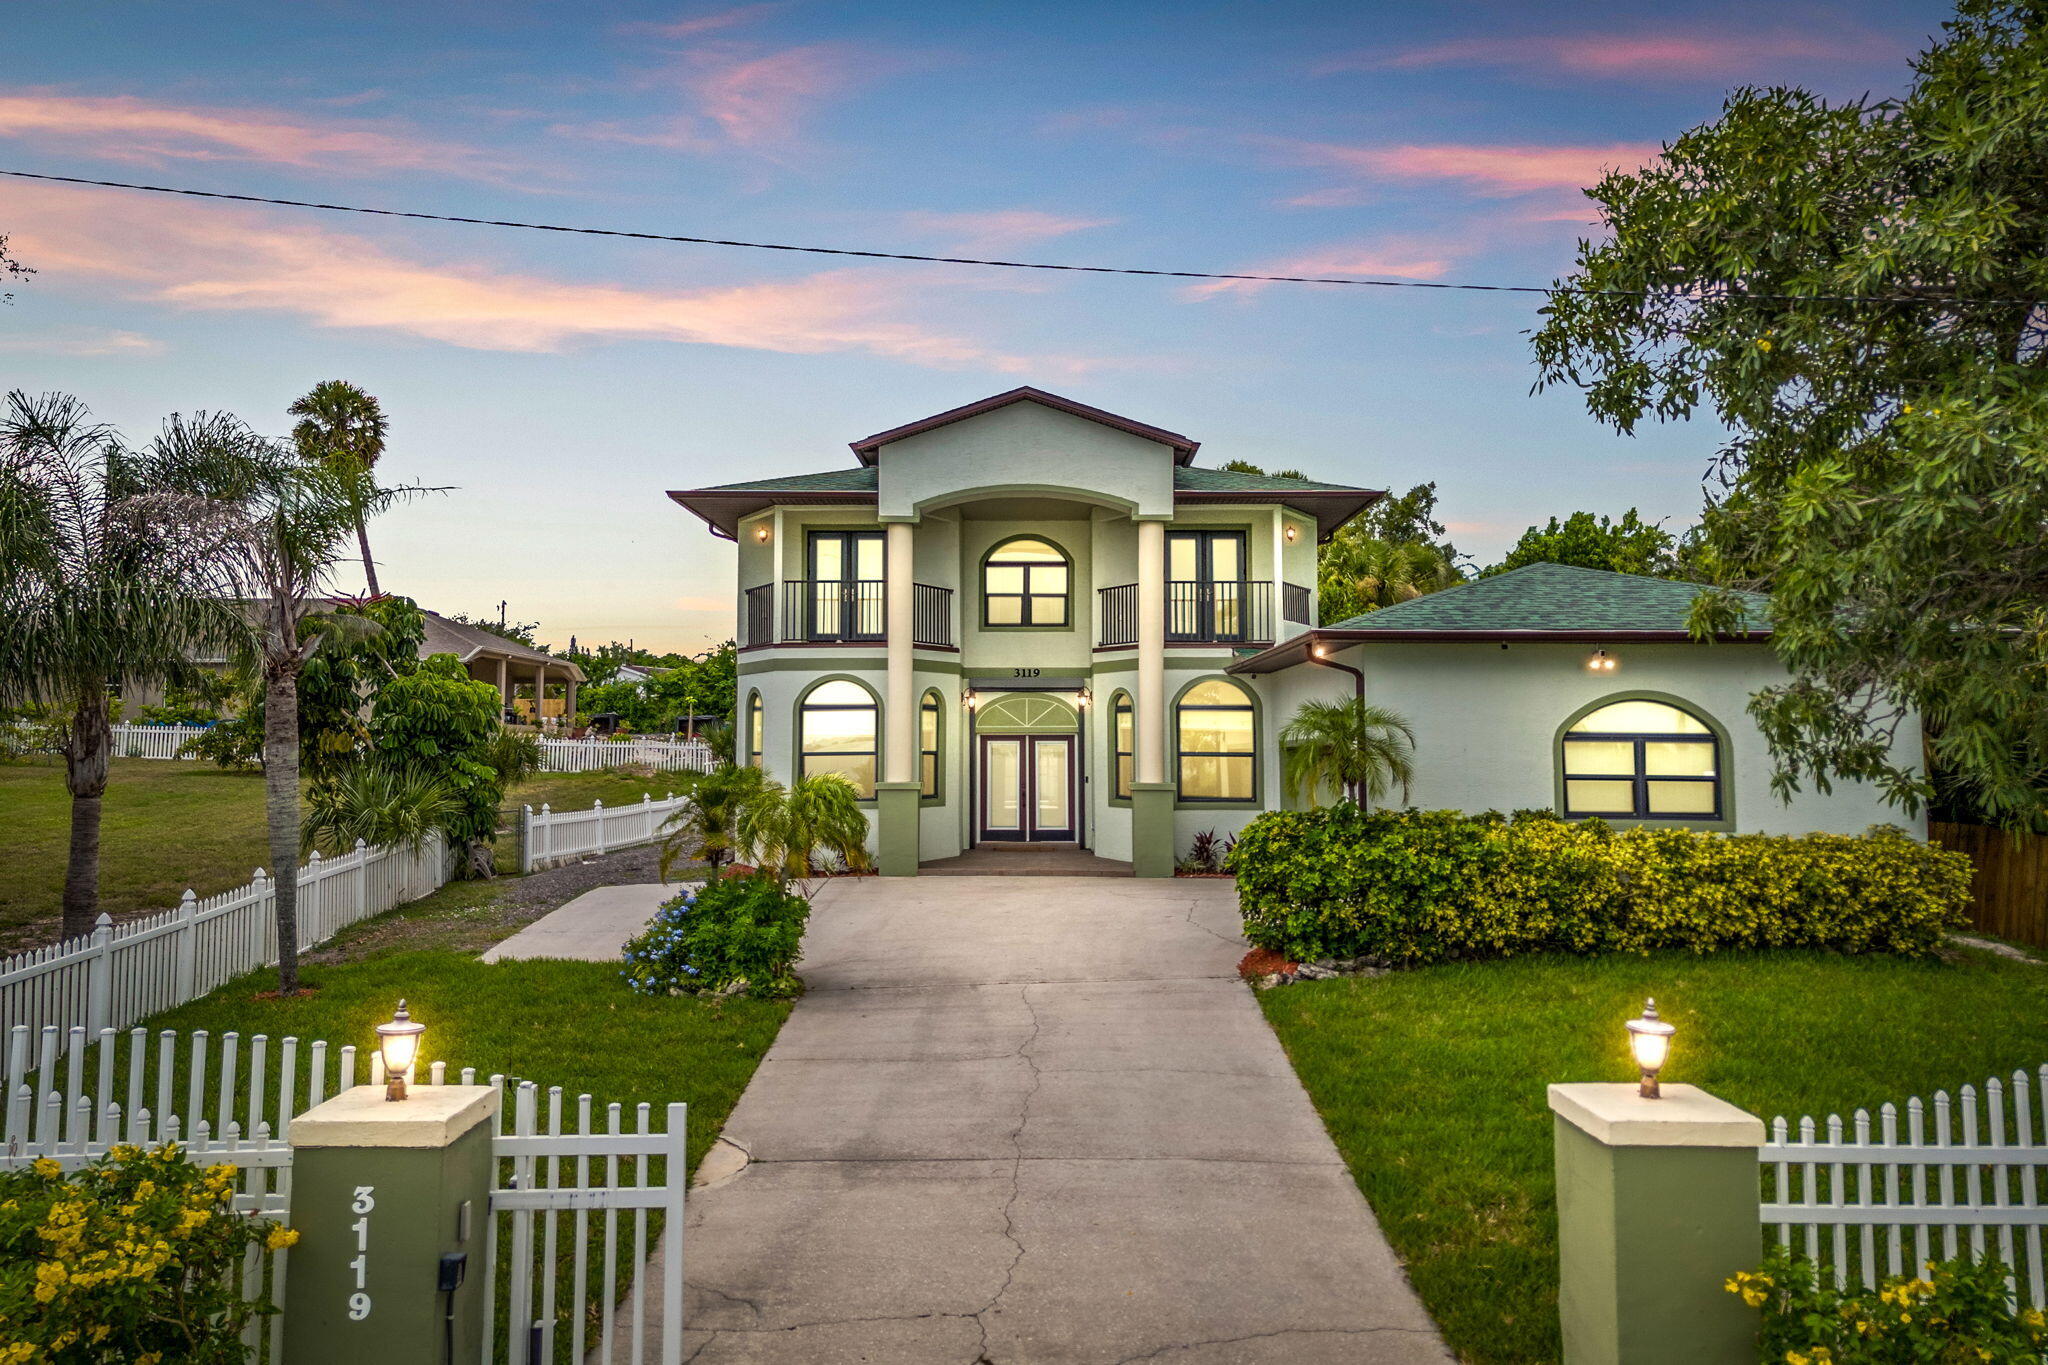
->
[1302,637,1367,808]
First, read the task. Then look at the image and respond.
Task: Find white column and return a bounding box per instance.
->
[496,657,509,708]
[1136,517,1167,786]
[883,520,917,785]
[534,662,547,726]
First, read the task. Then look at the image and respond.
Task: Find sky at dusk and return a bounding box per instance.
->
[1,1,1956,652]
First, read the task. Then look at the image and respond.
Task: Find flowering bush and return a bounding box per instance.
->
[1731,1246,2048,1363]
[620,872,810,999]
[1228,807,1970,966]
[0,1145,297,1363]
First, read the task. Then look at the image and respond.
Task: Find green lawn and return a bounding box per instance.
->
[0,757,692,947]
[1258,946,2048,1365]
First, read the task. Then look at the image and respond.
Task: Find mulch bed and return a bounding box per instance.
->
[1237,947,1297,981]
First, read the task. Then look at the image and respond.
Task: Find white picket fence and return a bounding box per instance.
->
[1760,1064,2048,1306]
[2,1023,686,1365]
[521,793,692,873]
[0,835,451,1053]
[537,736,714,774]
[108,721,214,759]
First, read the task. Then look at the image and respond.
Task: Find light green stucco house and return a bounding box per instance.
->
[670,387,1918,877]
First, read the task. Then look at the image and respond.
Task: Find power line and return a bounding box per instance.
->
[1,167,2038,308]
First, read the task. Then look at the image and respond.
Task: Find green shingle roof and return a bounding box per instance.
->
[1326,562,1771,635]
[1171,468,1368,493]
[692,468,879,494]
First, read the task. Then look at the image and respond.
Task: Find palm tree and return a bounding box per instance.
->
[155,412,409,993]
[303,764,460,856]
[1280,698,1418,811]
[289,381,389,595]
[0,392,245,941]
[657,761,769,879]
[737,772,872,887]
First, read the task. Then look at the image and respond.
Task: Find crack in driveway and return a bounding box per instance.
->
[969,983,1043,1363]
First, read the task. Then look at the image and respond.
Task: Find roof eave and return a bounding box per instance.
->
[848,386,1200,465]
[667,488,878,540]
[1172,487,1383,543]
[1227,626,1771,675]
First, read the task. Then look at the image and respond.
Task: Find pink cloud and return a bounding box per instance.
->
[1181,240,1456,301]
[551,41,871,156]
[0,325,162,357]
[0,92,494,174]
[896,209,1118,254]
[1328,28,1903,80]
[0,182,1098,374]
[1276,139,1661,196]
[625,5,787,39]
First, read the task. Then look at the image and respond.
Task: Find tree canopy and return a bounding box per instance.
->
[1484,509,1679,578]
[1531,0,2048,829]
[1315,482,1464,624]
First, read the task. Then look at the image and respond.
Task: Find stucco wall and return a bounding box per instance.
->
[876,401,1175,519]
[1250,640,1923,837]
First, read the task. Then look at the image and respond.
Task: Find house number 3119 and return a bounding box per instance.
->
[346,1186,375,1321]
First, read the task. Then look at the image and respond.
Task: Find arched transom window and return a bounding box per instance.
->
[982,538,1070,627]
[800,680,877,798]
[1562,698,1720,820]
[1177,679,1256,802]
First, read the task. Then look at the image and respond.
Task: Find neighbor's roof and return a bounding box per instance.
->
[420,611,586,681]
[847,386,1201,465]
[1228,563,1771,674]
[667,464,1381,541]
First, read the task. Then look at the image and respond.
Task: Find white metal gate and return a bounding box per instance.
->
[488,1079,687,1365]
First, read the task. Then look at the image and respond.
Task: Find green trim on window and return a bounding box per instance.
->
[745,689,764,769]
[979,534,1076,631]
[1108,689,1134,806]
[1171,674,1262,808]
[920,688,944,803]
[793,673,881,804]
[1550,689,1736,832]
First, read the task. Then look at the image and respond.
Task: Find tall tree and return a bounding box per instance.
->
[1483,509,1679,578]
[157,414,410,992]
[1316,483,1464,623]
[0,392,243,941]
[289,381,390,595]
[1531,0,2048,829]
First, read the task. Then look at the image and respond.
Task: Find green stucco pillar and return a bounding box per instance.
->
[1129,782,1175,878]
[875,781,922,876]
[285,1084,498,1365]
[1548,1083,1764,1365]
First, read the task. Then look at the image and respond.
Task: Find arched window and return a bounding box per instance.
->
[1562,698,1720,819]
[1176,679,1255,802]
[920,690,942,800]
[799,679,878,798]
[982,537,1070,627]
[746,691,764,768]
[1111,691,1134,799]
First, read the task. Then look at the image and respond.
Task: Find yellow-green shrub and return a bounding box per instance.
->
[0,1144,297,1364]
[1227,808,1971,965]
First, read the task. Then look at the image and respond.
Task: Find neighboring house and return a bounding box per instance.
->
[669,386,1917,878]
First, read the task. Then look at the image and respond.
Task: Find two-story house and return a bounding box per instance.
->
[670,386,1920,878]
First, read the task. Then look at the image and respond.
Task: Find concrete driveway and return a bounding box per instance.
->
[681,875,1449,1364]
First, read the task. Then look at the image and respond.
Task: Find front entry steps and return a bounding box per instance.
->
[920,844,1133,876]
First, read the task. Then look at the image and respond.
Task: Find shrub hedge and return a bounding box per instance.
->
[620,873,810,999]
[1226,807,1972,966]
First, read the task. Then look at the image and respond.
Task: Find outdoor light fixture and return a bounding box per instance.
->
[375,999,426,1102]
[1625,998,1675,1099]
[1077,688,1092,709]
[1284,524,1297,542]
[1588,649,1618,673]
[754,525,770,543]
[1313,644,1327,658]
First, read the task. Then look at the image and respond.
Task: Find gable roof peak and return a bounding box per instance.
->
[848,386,1200,465]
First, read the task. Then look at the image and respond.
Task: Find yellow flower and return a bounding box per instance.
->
[266,1225,301,1251]
[0,1343,36,1365]
[1757,339,1774,353]
[29,1158,59,1179]
[32,1261,67,1304]
[2023,1308,2045,1329]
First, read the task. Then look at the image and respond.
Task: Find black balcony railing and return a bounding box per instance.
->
[1282,581,1313,626]
[743,580,954,647]
[1097,581,1275,647]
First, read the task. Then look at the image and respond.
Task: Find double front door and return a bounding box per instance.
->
[979,735,1076,842]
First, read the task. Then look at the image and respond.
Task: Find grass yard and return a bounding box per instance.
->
[0,757,694,949]
[1258,946,2048,1365]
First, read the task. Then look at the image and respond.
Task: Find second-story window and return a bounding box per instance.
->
[983,537,1070,627]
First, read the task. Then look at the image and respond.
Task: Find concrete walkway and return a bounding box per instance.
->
[682,875,1450,1364]
[480,882,692,963]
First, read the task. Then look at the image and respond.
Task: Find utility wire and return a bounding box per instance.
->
[1,167,2039,308]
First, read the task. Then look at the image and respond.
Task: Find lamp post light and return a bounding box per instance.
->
[1624,998,1675,1099]
[375,999,426,1101]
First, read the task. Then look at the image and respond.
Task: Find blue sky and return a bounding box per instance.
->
[1,0,1953,651]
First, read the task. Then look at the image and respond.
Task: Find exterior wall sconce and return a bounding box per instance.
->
[1625,998,1675,1098]
[1313,643,1327,658]
[1077,688,1092,709]
[1284,524,1298,543]
[1588,649,1618,673]
[375,999,426,1101]
[754,524,770,543]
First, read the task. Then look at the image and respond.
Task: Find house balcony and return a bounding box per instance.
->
[1096,580,1314,647]
[742,581,955,649]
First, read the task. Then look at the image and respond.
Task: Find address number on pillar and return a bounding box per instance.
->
[347,1186,375,1321]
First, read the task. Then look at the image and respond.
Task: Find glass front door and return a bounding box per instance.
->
[979,735,1075,842]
